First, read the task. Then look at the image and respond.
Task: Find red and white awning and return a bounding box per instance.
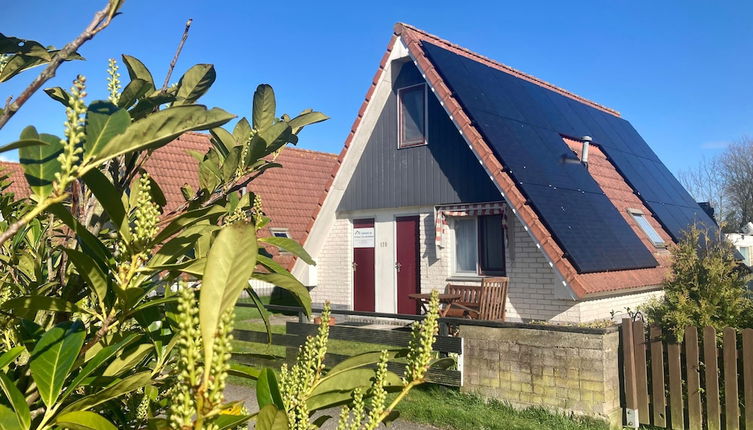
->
[434,201,508,248]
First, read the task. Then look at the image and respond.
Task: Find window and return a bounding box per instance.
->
[397,84,427,147]
[453,215,506,276]
[270,228,290,238]
[628,209,665,247]
[740,246,751,266]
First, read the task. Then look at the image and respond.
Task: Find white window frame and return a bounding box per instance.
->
[396,83,428,148]
[450,216,506,277]
[627,209,666,248]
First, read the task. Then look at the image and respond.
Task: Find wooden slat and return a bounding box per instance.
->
[704,326,721,430]
[667,342,684,429]
[286,322,463,354]
[724,327,740,430]
[622,319,639,424]
[650,326,667,427]
[633,320,650,424]
[685,326,702,430]
[742,328,753,430]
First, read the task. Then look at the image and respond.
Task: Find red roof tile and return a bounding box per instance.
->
[0,161,29,198]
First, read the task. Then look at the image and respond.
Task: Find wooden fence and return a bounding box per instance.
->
[621,318,753,429]
[231,304,463,386]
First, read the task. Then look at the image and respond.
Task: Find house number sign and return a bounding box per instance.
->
[353,227,375,248]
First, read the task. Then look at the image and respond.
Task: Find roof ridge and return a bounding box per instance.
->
[182,132,335,157]
[394,23,621,117]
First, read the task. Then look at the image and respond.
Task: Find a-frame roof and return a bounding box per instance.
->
[300,23,714,298]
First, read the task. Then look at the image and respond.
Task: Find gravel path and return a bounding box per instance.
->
[224,383,439,430]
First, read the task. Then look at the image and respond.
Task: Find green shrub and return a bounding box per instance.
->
[645,225,753,340]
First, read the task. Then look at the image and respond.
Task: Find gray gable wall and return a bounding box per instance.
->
[338,60,500,212]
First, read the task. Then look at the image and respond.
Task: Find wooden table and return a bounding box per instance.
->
[408,293,462,317]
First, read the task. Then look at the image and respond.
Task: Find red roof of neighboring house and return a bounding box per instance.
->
[147,133,338,269]
[0,161,30,198]
[1,134,338,270]
[321,23,677,298]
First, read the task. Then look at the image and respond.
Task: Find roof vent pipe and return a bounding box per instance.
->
[580,136,592,166]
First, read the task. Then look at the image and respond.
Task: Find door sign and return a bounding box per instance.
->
[353,227,375,248]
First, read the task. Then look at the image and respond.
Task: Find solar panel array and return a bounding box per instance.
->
[422,41,715,273]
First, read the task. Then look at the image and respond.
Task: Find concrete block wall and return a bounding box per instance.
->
[461,324,622,428]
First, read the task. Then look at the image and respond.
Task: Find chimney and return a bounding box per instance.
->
[580,136,592,166]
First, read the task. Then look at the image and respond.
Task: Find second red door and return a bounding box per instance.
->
[396,216,420,314]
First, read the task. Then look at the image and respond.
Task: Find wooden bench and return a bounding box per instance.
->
[443,277,509,321]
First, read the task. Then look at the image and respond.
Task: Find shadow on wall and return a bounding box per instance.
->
[421,213,439,266]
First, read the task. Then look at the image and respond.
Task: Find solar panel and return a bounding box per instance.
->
[422,41,660,273]
[422,40,721,271]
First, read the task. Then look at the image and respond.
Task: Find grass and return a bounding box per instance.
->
[391,384,611,430]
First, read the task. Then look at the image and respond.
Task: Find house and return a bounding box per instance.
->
[728,222,753,268]
[0,132,339,274]
[291,23,717,323]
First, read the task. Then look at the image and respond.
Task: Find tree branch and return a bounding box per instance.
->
[0,1,121,130]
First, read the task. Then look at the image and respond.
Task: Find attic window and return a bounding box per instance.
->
[628,209,665,248]
[397,83,427,148]
[270,228,290,239]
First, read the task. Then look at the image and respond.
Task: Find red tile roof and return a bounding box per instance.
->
[0,161,30,198]
[1,134,338,270]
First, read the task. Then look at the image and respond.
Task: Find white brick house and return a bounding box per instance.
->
[292,24,715,323]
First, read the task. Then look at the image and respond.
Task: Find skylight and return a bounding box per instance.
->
[628,210,665,247]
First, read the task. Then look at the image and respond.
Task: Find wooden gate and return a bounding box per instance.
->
[621,318,753,429]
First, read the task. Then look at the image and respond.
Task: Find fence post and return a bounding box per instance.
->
[622,318,639,428]
[298,309,308,324]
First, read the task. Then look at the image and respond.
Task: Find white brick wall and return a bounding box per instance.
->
[311,216,351,308]
[311,207,662,323]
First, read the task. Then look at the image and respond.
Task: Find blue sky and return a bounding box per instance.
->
[2,1,752,175]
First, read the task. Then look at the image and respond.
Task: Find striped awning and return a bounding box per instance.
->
[434,201,508,248]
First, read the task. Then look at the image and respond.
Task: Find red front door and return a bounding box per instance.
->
[396,216,420,314]
[353,219,375,312]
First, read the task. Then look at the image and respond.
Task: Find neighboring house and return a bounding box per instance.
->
[0,132,338,275]
[728,222,753,268]
[292,23,717,323]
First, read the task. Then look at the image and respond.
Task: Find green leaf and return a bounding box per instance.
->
[121,55,155,92]
[255,404,288,430]
[213,414,252,430]
[0,373,30,430]
[312,415,332,428]
[102,343,153,376]
[87,105,234,167]
[259,236,315,265]
[256,368,283,410]
[84,100,130,158]
[64,249,110,308]
[0,346,24,371]
[251,272,311,316]
[47,203,111,265]
[153,205,225,243]
[147,225,217,268]
[227,363,261,380]
[55,411,117,430]
[310,368,376,396]
[0,296,81,317]
[252,84,276,130]
[288,111,328,133]
[174,64,216,106]
[58,334,140,403]
[209,127,234,157]
[60,371,151,413]
[0,139,46,154]
[18,133,62,200]
[0,404,22,430]
[326,349,407,379]
[30,320,86,408]
[221,145,242,180]
[81,169,127,239]
[43,87,71,107]
[306,391,358,411]
[232,117,252,144]
[200,223,258,383]
[245,287,272,343]
[256,255,288,275]
[117,78,150,109]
